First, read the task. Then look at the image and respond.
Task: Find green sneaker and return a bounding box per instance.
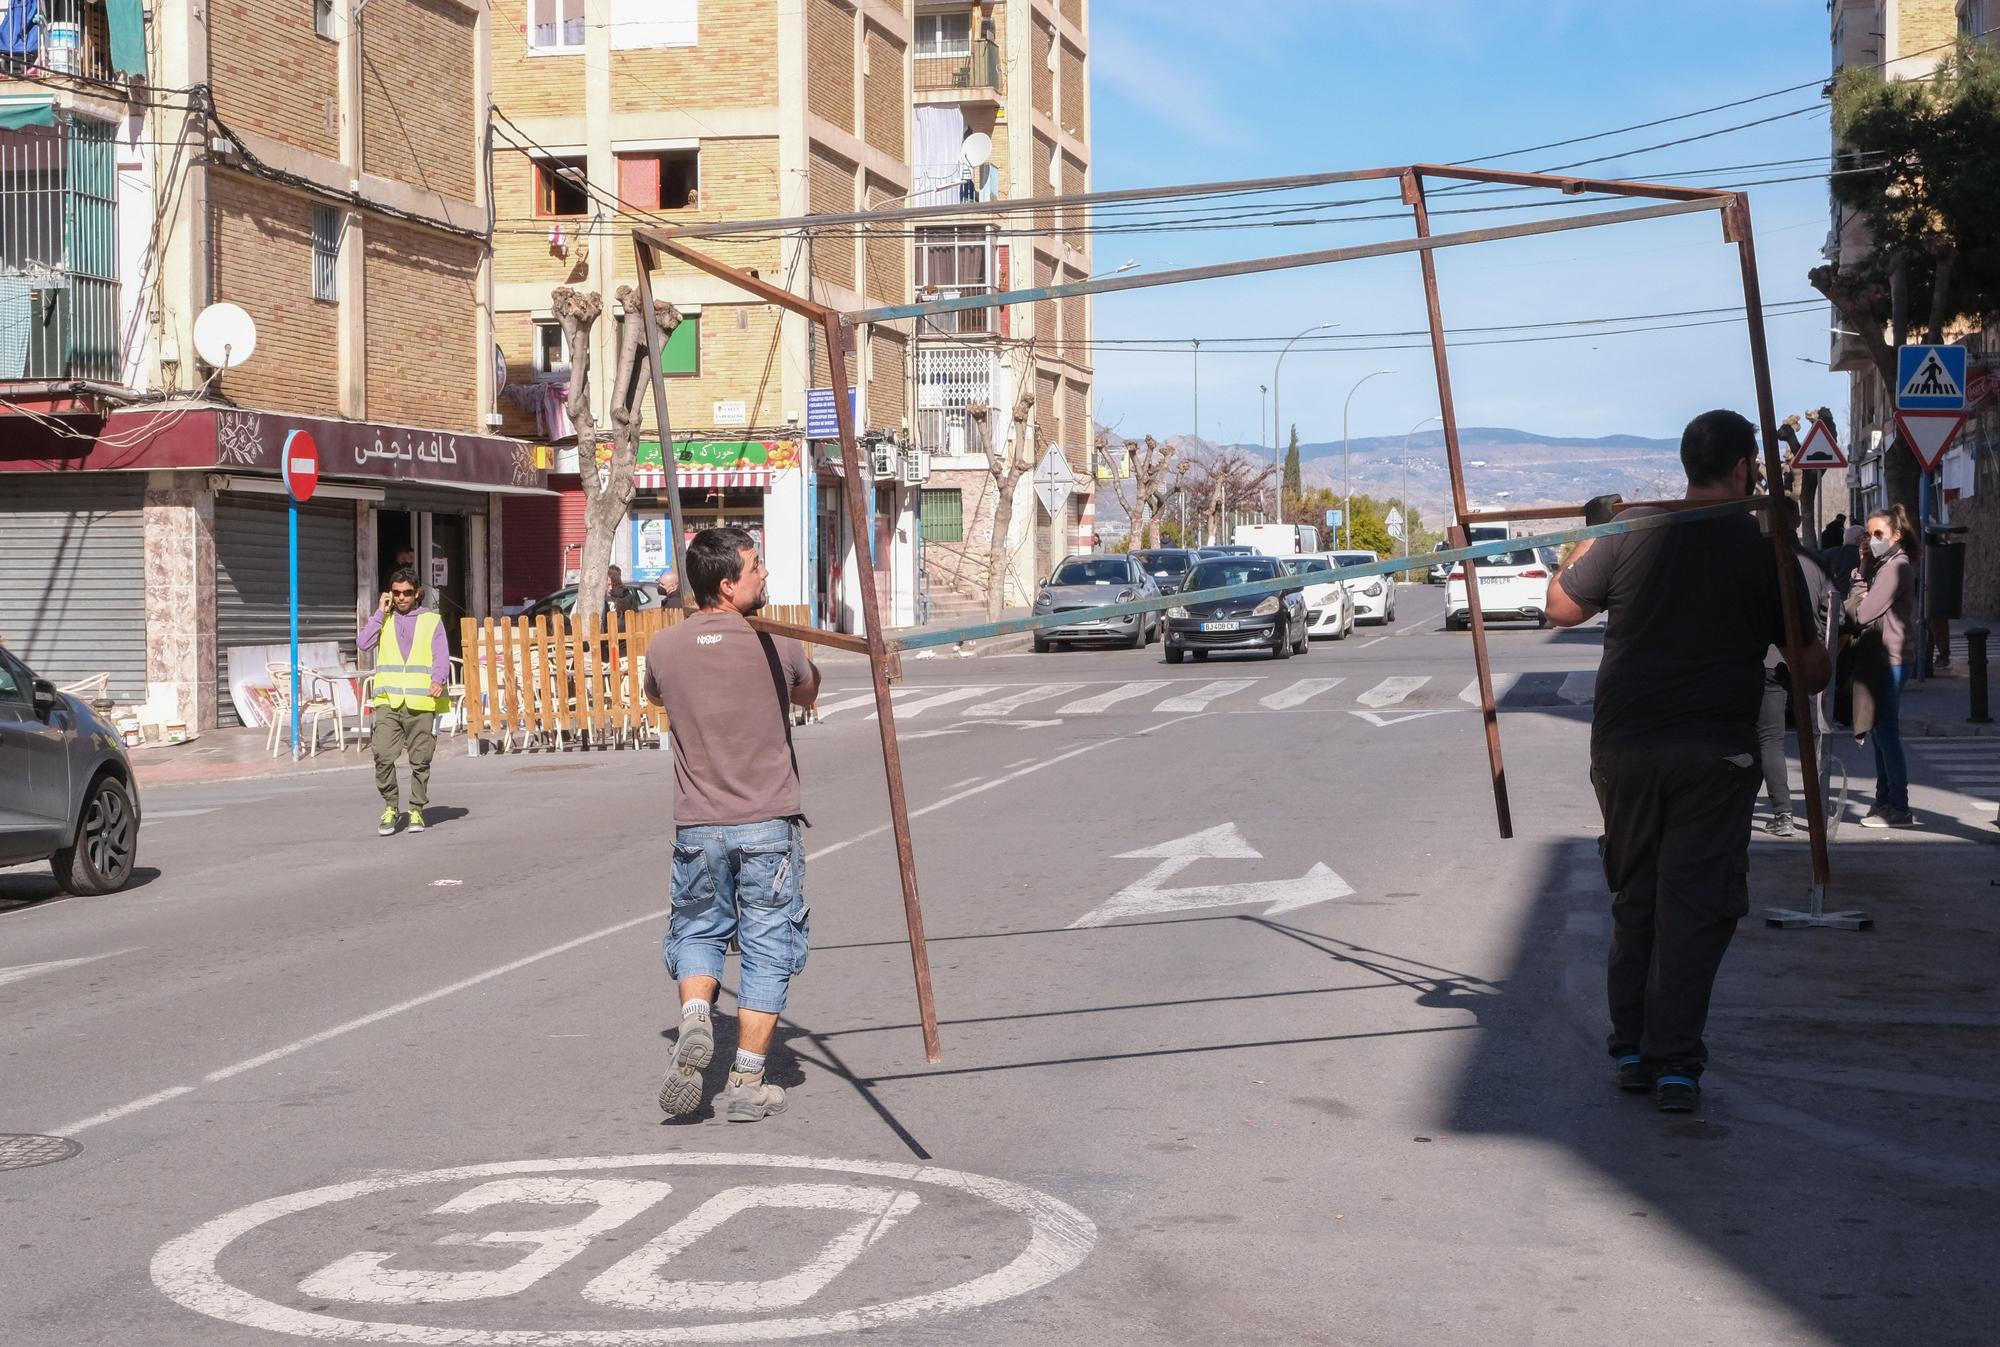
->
[378,807,399,837]
[407,808,427,833]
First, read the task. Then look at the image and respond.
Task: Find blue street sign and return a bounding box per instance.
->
[806,387,858,439]
[1896,345,1967,411]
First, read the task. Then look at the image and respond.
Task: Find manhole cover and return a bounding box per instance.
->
[0,1134,81,1171]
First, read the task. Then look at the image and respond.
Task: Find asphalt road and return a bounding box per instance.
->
[4,582,1995,1346]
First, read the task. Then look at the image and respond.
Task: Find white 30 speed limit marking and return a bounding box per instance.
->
[151,1153,1097,1344]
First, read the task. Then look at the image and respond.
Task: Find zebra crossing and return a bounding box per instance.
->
[1907,737,2000,818]
[827,671,1601,723]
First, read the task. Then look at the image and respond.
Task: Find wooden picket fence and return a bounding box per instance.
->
[459,605,814,752]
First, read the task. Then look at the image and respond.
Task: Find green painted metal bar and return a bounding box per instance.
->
[846,197,1725,327]
[887,497,1764,652]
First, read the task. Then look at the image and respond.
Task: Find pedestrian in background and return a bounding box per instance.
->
[1852,505,1920,829]
[1756,498,1833,838]
[1546,410,1826,1114]
[1822,523,1867,599]
[358,569,450,836]
[644,527,820,1122]
[606,564,637,616]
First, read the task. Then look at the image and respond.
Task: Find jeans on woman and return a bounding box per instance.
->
[1871,664,1908,812]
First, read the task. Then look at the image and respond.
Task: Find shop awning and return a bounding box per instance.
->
[633,467,772,491]
[106,0,147,77]
[0,102,57,132]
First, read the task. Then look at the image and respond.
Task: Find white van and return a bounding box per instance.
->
[1231,523,1319,555]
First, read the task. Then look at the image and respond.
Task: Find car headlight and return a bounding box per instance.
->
[1252,595,1281,617]
[1035,590,1053,608]
[1116,588,1137,602]
[1167,605,1189,620]
[1364,581,1383,597]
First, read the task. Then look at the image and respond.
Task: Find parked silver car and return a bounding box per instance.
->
[1032,554,1163,652]
[0,647,142,895]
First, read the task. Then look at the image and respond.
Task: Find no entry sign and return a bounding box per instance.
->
[282,429,320,502]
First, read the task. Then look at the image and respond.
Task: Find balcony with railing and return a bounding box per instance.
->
[0,116,122,383]
[0,0,125,87]
[914,39,1002,98]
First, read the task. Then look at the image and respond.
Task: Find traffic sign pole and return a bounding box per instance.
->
[280,430,321,761]
[289,497,301,759]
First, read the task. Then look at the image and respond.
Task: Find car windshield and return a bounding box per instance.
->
[1135,551,1190,576]
[1185,558,1280,591]
[1330,554,1376,568]
[1052,559,1132,586]
[1484,549,1540,568]
[1282,557,1331,575]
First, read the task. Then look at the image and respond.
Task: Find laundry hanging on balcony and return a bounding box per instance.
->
[0,276,33,380]
[106,0,146,76]
[0,1,42,60]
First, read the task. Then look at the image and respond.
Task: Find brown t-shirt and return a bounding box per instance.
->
[643,610,813,826]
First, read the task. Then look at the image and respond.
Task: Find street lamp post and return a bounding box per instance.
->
[1260,383,1271,516]
[1272,321,1338,516]
[1342,369,1395,550]
[1401,414,1441,564]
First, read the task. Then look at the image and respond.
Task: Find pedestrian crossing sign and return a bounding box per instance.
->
[1896,344,1967,411]
[1787,419,1845,470]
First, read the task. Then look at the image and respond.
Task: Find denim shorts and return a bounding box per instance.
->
[664,818,808,1015]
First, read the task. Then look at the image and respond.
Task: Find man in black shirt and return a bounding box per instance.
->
[1547,409,1827,1113]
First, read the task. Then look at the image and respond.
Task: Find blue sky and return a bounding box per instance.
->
[1085,0,1851,447]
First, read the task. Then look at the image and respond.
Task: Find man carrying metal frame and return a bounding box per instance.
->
[1547,411,1829,1114]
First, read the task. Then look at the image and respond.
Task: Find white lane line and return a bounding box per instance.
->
[869,686,994,720]
[1056,681,1171,715]
[1260,677,1344,710]
[145,808,219,820]
[811,690,886,719]
[1395,614,1436,634]
[1558,670,1598,704]
[962,683,1086,717]
[1356,676,1428,708]
[1358,636,1388,649]
[1155,678,1258,713]
[55,1086,195,1134]
[50,711,1217,1135]
[1461,672,1524,706]
[0,947,142,989]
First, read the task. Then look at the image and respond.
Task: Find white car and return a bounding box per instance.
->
[1282,555,1355,640]
[1445,544,1554,630]
[1325,550,1397,625]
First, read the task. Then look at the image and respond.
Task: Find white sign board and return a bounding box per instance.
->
[712,400,747,427]
[1385,507,1405,540]
[1033,447,1072,518]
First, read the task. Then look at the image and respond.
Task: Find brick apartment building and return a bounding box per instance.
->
[489,0,926,631]
[0,0,540,732]
[1826,0,1999,617]
[909,0,1096,614]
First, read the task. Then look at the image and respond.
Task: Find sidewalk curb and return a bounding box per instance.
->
[1904,718,2000,739]
[135,755,371,790]
[816,629,1037,664]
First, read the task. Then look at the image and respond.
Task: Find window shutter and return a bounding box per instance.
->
[617,154,661,211]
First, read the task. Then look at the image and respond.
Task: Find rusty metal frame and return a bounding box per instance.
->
[629,160,1834,1064]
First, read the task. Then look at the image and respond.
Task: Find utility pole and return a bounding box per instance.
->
[1402,414,1440,564]
[1191,338,1201,455]
[1260,383,1270,514]
[1273,321,1337,517]
[1342,368,1394,550]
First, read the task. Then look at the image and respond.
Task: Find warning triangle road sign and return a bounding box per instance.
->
[1787,420,1845,470]
[1894,410,1966,473]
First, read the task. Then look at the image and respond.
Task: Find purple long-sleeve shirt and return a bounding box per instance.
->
[359,608,451,684]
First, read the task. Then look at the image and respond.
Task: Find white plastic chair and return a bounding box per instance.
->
[265,664,343,757]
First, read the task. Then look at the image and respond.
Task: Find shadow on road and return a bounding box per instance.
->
[0,865,162,910]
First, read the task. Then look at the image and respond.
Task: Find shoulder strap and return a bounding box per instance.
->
[755,631,802,796]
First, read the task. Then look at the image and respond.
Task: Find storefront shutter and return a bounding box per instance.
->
[213,494,359,727]
[0,475,148,702]
[500,494,562,604]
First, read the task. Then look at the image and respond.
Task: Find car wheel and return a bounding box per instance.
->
[1165,644,1184,665]
[1033,633,1050,653]
[54,773,138,896]
[1535,611,1550,630]
[1127,626,1146,649]
[1272,628,1292,660]
[1293,628,1309,654]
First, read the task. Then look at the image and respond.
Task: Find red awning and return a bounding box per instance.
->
[634,468,772,490]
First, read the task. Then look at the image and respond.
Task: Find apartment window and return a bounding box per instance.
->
[915,225,995,335]
[920,488,964,542]
[615,149,699,211]
[661,310,699,376]
[313,0,337,39]
[532,320,570,379]
[529,0,585,51]
[311,204,341,302]
[915,12,971,57]
[534,156,588,216]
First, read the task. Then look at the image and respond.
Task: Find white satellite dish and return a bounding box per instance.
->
[960,131,993,168]
[193,303,257,369]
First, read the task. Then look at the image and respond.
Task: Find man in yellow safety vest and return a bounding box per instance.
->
[358,568,451,835]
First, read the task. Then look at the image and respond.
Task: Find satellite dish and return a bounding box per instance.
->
[960,131,993,168]
[193,303,257,369]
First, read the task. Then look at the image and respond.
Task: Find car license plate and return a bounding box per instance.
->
[1480,576,1508,586]
[1201,621,1240,632]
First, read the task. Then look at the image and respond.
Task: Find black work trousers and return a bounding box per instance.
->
[1590,739,1760,1079]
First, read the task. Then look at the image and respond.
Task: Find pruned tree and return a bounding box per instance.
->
[1104,430,1185,550]
[1811,42,2000,513]
[980,391,1037,619]
[555,284,681,628]
[1179,444,1276,545]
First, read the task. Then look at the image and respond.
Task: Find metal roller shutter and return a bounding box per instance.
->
[0,475,149,702]
[500,494,561,604]
[214,494,359,727]
[381,484,489,516]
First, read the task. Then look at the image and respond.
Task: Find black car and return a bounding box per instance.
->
[1195,544,1256,559]
[0,646,141,895]
[1131,548,1201,595]
[512,584,661,620]
[1163,556,1308,664]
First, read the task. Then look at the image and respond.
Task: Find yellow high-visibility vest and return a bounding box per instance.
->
[374,610,450,712]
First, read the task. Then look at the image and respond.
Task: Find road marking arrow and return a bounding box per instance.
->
[1349,708,1458,727]
[1068,823,1354,928]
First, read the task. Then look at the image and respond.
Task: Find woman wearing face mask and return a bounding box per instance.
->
[1848,505,1919,828]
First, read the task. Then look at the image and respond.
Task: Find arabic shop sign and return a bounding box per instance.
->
[215,410,544,490]
[636,440,804,473]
